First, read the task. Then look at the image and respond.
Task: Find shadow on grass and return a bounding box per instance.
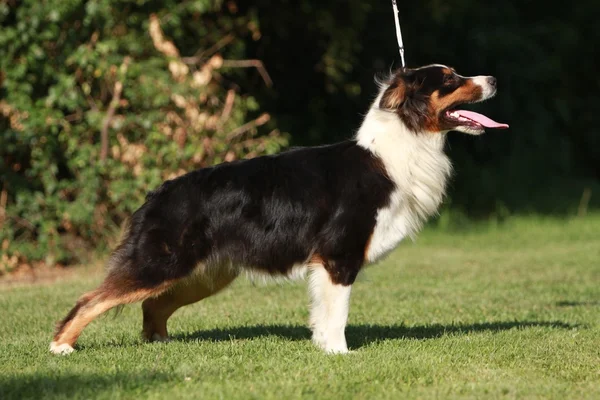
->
[172,320,579,349]
[3,322,579,399]
[0,372,171,400]
[555,300,600,307]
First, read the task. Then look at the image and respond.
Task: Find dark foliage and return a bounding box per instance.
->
[242,0,600,216]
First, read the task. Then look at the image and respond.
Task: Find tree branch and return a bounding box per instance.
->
[100,57,130,162]
[226,113,271,141]
[181,34,235,65]
[10,215,36,232]
[221,59,273,87]
[219,89,236,127]
[0,185,7,231]
[149,14,188,80]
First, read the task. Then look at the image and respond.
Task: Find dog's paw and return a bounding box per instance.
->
[313,335,350,354]
[150,333,170,343]
[324,345,350,355]
[311,331,327,348]
[50,341,75,355]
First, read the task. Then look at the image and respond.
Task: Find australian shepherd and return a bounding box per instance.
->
[51,64,508,355]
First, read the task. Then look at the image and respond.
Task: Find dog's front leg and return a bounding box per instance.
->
[308,264,356,354]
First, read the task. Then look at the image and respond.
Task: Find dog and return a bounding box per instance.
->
[50,64,508,355]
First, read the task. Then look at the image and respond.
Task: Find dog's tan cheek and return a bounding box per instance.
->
[460,80,484,102]
[425,81,485,132]
[423,92,445,132]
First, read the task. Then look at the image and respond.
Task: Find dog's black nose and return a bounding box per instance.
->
[487,76,497,88]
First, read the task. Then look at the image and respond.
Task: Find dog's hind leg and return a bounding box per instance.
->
[50,269,178,355]
[142,266,239,342]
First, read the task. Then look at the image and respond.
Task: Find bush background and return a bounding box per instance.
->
[1,0,598,271]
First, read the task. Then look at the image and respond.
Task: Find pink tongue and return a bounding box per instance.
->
[456,110,509,129]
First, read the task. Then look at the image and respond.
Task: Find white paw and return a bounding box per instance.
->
[313,335,349,354]
[324,344,349,354]
[311,331,326,348]
[50,341,75,355]
[151,333,170,343]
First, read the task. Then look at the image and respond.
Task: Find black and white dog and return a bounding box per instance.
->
[51,64,508,355]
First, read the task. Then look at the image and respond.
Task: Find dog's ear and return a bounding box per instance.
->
[379,68,423,110]
[379,80,406,110]
[380,69,429,132]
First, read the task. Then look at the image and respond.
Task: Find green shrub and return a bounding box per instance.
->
[0,0,287,272]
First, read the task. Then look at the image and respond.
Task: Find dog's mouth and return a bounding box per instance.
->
[444,109,509,133]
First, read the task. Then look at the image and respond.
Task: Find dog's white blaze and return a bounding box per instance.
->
[472,76,495,100]
[308,266,351,354]
[357,89,452,262]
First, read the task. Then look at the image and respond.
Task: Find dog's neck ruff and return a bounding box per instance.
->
[356,90,452,262]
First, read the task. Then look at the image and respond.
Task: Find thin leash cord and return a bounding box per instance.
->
[390,0,406,68]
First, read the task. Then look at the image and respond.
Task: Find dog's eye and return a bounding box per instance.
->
[443,75,457,86]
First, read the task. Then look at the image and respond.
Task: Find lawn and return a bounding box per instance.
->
[1,215,599,399]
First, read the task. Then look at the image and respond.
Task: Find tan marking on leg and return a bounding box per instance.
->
[51,280,174,353]
[363,234,373,261]
[142,267,239,341]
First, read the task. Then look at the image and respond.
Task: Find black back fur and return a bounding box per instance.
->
[109,141,395,287]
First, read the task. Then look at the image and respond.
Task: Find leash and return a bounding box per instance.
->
[390,0,406,68]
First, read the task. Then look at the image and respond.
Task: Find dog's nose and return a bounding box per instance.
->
[487,76,497,88]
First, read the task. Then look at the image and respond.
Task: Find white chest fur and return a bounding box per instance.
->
[356,104,452,263]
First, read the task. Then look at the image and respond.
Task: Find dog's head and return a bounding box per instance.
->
[379,64,508,134]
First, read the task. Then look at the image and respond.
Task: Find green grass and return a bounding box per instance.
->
[1,215,599,399]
